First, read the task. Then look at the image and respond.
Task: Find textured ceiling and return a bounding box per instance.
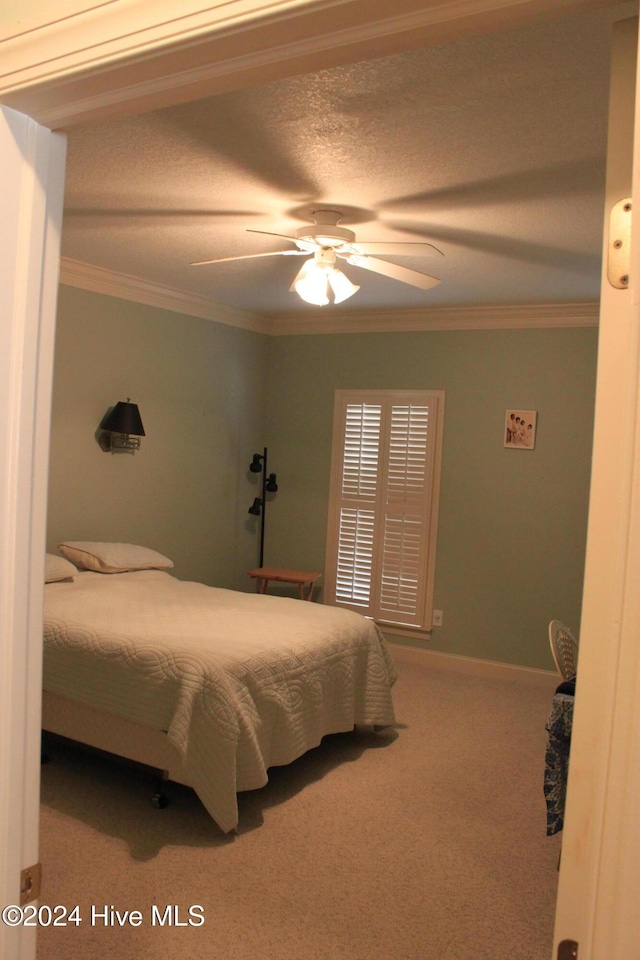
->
[61,2,638,316]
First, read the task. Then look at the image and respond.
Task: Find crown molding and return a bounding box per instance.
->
[59,258,600,334]
[267,301,600,334]
[59,258,269,333]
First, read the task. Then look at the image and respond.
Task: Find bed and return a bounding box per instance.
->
[42,543,397,833]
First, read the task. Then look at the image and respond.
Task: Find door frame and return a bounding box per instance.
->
[0,106,66,960]
[553,16,640,957]
[1,3,638,958]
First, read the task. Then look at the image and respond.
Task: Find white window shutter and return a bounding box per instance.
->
[378,403,433,626]
[334,403,381,609]
[335,507,376,606]
[326,390,443,632]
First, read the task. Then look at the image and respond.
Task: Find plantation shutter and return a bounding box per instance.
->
[326,390,442,631]
[334,402,382,608]
[378,402,433,625]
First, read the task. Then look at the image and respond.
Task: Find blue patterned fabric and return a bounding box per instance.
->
[544,692,574,835]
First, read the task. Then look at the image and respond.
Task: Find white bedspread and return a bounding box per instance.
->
[43,570,397,831]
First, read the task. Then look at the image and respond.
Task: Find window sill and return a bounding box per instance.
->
[374,621,433,643]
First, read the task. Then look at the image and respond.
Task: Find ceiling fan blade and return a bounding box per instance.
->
[347,255,441,290]
[386,221,600,273]
[247,229,299,243]
[348,241,444,258]
[191,249,306,266]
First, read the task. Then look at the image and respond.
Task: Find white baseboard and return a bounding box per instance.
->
[389,642,559,686]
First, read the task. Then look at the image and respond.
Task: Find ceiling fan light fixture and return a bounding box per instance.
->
[293,249,359,306]
[294,260,330,305]
[327,267,360,304]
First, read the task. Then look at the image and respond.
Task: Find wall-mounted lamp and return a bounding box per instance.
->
[247,447,278,567]
[98,399,145,454]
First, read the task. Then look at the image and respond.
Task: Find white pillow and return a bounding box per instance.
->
[58,541,174,574]
[45,553,78,583]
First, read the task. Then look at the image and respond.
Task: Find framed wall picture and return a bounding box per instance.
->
[504,410,537,449]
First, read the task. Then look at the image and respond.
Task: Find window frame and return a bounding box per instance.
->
[324,388,444,639]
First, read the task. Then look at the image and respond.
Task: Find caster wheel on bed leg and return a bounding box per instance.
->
[152,774,170,809]
[152,790,170,809]
[151,770,169,810]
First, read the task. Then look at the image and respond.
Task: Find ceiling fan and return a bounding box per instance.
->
[190,209,444,305]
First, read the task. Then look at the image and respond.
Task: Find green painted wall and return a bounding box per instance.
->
[48,286,269,588]
[48,289,598,668]
[263,326,598,669]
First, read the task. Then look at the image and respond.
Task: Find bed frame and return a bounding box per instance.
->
[42,691,192,805]
[42,692,387,813]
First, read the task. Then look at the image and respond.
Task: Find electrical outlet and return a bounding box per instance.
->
[432,609,443,627]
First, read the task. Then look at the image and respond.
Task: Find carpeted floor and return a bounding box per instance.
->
[37,645,561,959]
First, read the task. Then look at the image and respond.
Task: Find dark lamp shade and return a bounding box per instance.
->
[265,473,278,492]
[102,401,145,436]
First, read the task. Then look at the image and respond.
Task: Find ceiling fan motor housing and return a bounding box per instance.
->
[295,209,356,247]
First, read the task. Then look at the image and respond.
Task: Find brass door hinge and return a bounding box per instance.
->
[608,197,632,288]
[558,939,579,960]
[20,863,42,905]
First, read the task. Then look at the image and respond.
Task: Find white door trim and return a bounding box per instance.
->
[0,105,66,960]
[0,0,627,128]
[2,2,640,958]
[552,16,640,959]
